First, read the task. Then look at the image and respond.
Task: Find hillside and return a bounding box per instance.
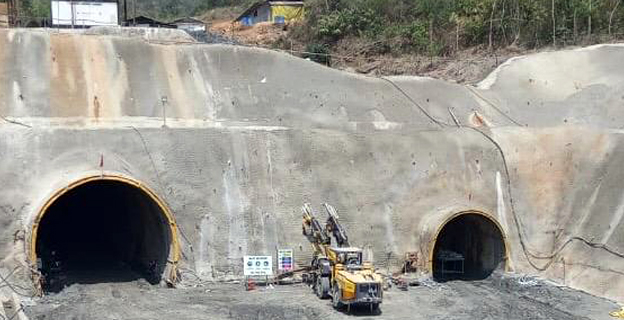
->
[205,0,624,81]
[131,0,249,20]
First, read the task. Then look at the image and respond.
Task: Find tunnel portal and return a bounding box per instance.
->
[34,178,173,293]
[433,213,506,281]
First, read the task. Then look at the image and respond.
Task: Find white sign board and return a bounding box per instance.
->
[277,249,294,272]
[52,1,118,27]
[244,256,273,276]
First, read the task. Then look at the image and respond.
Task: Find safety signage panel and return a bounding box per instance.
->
[243,256,273,276]
[277,249,294,272]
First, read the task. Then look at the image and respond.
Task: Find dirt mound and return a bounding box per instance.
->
[326,38,533,83]
[210,21,288,46]
[207,20,536,83]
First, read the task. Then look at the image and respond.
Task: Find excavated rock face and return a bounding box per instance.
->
[0,28,623,300]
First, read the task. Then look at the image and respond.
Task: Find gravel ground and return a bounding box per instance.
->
[23,275,619,320]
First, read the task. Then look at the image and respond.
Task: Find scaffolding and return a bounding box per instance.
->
[436,250,465,276]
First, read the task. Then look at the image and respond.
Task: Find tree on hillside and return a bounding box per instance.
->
[294,0,624,57]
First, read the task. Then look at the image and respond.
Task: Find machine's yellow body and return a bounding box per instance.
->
[302,204,383,311]
[331,256,383,303]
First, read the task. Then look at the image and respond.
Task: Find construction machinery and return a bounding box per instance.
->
[302,203,383,312]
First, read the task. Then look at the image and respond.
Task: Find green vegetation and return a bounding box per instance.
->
[135,0,253,20]
[9,0,623,58]
[22,0,51,19]
[295,0,624,56]
[303,42,331,64]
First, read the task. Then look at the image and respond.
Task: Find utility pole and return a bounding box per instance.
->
[123,0,127,24]
[588,0,592,37]
[7,0,14,27]
[9,0,20,27]
[133,0,136,26]
[552,0,556,46]
[70,0,74,28]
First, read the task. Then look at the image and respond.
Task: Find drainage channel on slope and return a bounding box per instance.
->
[34,179,173,293]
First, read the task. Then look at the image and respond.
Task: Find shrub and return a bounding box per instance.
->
[303,43,331,65]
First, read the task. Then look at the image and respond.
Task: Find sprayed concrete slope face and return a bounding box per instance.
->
[477,44,624,127]
[0,28,623,301]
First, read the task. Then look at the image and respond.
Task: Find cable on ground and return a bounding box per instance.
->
[0,266,35,297]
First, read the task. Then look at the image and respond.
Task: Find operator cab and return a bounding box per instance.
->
[331,247,363,270]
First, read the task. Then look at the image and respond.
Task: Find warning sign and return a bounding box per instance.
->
[243,256,273,276]
[277,249,294,272]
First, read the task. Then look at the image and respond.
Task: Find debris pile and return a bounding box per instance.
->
[210,21,289,46]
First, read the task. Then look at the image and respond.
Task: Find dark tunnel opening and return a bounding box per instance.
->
[433,214,505,282]
[35,180,172,293]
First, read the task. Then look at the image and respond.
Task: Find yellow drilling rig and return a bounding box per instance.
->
[302,203,383,312]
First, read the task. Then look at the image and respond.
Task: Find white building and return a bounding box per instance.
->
[172,17,206,33]
[235,0,304,26]
[51,0,119,27]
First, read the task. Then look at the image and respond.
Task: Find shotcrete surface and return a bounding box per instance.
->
[1,28,624,307]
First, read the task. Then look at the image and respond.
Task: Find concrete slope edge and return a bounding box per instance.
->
[0,29,624,304]
[478,43,624,89]
[1,29,623,129]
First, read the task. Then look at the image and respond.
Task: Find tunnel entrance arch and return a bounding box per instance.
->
[430,211,507,281]
[30,175,180,293]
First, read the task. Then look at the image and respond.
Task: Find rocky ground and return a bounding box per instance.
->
[23,274,619,320]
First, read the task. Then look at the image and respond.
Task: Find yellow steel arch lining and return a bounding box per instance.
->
[30,174,181,283]
[427,210,510,273]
